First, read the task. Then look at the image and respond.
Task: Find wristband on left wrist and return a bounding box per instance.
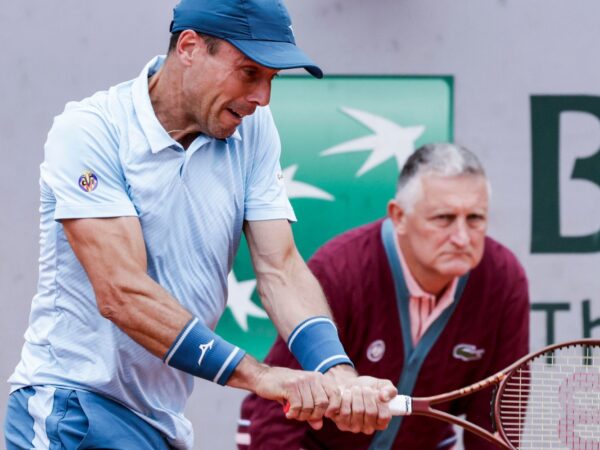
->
[287,316,353,373]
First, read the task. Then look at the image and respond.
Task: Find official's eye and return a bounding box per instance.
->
[467,214,486,227]
[433,215,454,226]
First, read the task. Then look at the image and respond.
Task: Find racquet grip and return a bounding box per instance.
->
[282,396,412,415]
[388,395,412,415]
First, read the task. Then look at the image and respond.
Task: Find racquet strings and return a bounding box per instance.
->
[498,343,600,449]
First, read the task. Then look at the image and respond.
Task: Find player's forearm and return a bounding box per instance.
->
[93,271,192,357]
[245,219,353,375]
[244,219,333,339]
[103,273,247,386]
[62,217,193,358]
[256,255,332,340]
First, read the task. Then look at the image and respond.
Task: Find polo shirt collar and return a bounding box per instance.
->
[131,55,241,154]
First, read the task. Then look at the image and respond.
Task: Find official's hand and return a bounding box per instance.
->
[323,365,397,434]
[254,365,340,430]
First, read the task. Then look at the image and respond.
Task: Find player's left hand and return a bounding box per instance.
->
[323,365,397,434]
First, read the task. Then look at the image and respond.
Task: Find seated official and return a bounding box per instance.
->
[236,143,530,450]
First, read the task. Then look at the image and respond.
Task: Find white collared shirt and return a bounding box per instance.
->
[9,56,295,449]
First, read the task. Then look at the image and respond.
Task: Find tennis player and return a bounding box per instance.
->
[4,0,397,448]
[237,143,530,449]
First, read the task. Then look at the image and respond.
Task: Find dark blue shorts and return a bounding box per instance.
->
[5,386,172,450]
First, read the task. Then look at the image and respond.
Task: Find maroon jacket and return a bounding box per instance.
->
[238,219,529,450]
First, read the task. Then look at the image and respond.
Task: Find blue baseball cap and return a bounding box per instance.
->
[170,0,323,78]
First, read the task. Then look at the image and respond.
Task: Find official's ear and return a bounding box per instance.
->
[387,200,407,234]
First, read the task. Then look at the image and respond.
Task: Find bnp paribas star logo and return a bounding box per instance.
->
[321,107,425,177]
[217,76,454,359]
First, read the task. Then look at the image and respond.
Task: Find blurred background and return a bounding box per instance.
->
[2,0,600,448]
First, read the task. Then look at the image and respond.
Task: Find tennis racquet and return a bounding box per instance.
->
[388,339,600,449]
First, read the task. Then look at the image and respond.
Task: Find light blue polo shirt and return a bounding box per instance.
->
[9,56,296,449]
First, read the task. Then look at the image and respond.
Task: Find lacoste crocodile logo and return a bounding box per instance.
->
[453,343,485,362]
[198,339,215,367]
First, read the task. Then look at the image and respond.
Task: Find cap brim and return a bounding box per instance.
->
[225,39,323,79]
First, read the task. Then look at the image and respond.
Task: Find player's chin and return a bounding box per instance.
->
[204,112,240,139]
[209,123,238,140]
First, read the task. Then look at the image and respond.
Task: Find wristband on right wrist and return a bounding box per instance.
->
[163,317,245,385]
[287,316,353,373]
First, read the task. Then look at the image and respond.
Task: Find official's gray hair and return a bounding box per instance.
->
[395,143,490,211]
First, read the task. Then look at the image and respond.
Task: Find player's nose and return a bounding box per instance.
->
[248,80,271,106]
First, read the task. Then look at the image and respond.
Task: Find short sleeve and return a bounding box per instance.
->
[41,106,138,221]
[243,107,296,222]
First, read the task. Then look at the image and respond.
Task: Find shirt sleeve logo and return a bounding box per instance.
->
[78,170,98,193]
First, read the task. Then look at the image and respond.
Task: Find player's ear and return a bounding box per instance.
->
[176,30,203,65]
[387,199,407,234]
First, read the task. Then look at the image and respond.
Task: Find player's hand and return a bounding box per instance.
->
[253,365,340,430]
[323,365,397,434]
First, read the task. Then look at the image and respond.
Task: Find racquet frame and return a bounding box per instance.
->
[392,339,599,449]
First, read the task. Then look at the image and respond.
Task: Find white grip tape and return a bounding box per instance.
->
[388,395,412,416]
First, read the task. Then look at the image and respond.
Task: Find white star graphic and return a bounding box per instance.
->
[283,165,334,201]
[320,107,425,177]
[226,271,267,331]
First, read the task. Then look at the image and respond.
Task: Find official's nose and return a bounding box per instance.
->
[450,219,469,247]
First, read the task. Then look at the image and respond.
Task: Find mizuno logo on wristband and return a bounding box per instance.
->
[164,317,245,385]
[198,339,215,367]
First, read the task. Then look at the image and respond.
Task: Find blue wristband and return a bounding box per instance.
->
[164,318,245,385]
[287,316,353,373]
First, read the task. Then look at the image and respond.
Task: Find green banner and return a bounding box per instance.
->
[217,75,454,359]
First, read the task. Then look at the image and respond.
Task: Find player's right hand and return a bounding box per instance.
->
[322,365,397,434]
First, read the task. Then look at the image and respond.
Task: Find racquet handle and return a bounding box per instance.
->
[388,395,412,415]
[283,395,412,415]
